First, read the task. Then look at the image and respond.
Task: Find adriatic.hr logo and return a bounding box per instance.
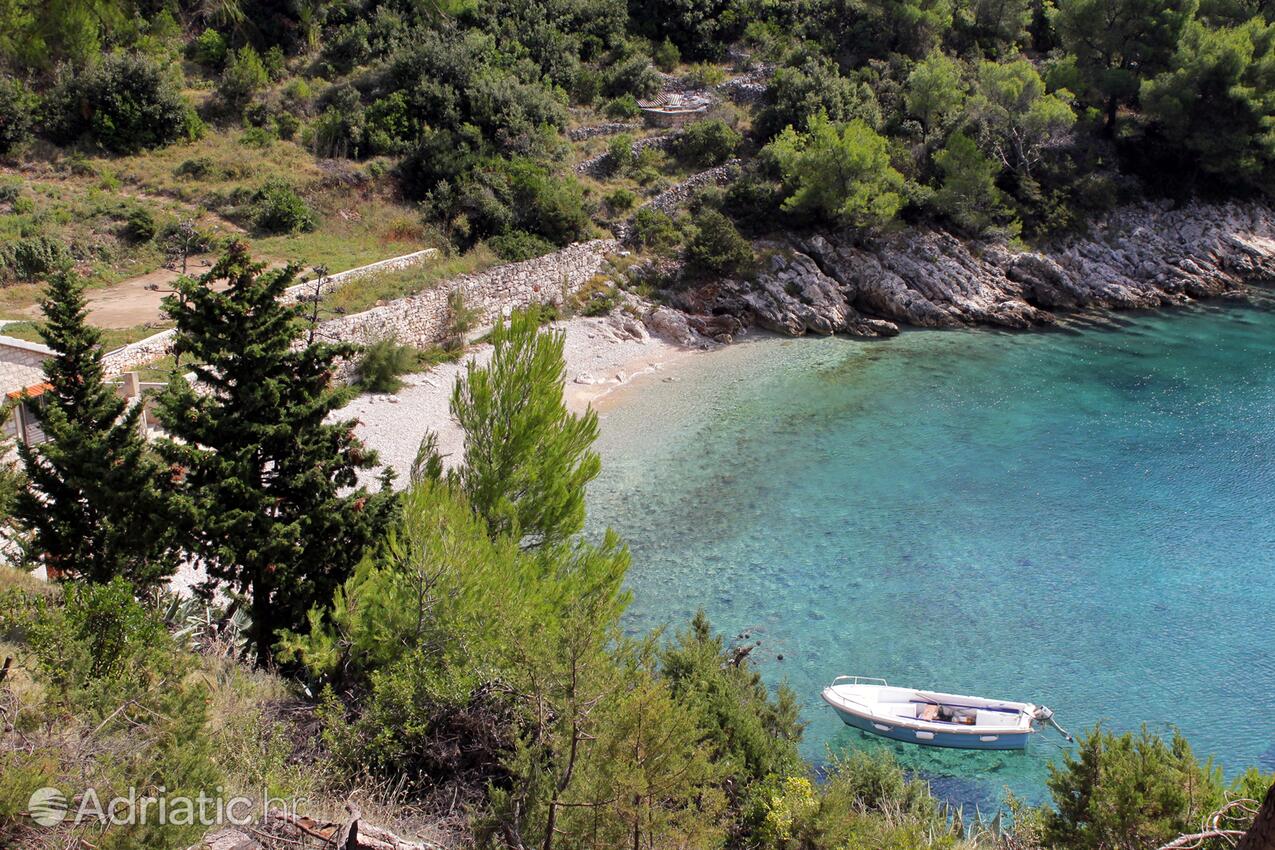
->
[26,786,69,826]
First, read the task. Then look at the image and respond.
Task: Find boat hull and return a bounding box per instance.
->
[829,703,1031,750]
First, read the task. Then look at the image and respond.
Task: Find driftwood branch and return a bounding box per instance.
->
[1156,792,1271,850]
[263,807,445,850]
[1237,781,1275,850]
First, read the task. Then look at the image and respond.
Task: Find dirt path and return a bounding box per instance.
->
[15,255,290,328]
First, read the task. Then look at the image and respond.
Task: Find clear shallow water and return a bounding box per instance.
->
[584,304,1275,809]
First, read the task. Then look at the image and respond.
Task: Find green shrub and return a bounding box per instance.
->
[365,92,412,155]
[283,78,312,108]
[504,158,593,245]
[571,275,621,316]
[654,38,681,71]
[605,187,637,211]
[263,45,287,81]
[632,207,681,252]
[251,179,316,233]
[277,111,300,140]
[757,56,881,139]
[43,54,194,154]
[762,114,904,229]
[604,93,642,119]
[573,67,603,105]
[0,76,38,155]
[125,207,157,242]
[355,338,419,393]
[218,46,268,109]
[674,119,742,167]
[188,27,227,68]
[0,235,69,282]
[604,53,660,98]
[686,63,727,87]
[174,156,220,179]
[724,172,784,228]
[239,124,275,147]
[312,83,367,158]
[607,132,636,173]
[489,229,556,262]
[0,580,220,850]
[686,209,751,276]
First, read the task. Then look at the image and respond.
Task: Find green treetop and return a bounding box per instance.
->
[906,51,968,137]
[16,270,177,588]
[1053,0,1198,133]
[438,308,602,550]
[1141,17,1275,192]
[156,242,394,666]
[764,113,906,229]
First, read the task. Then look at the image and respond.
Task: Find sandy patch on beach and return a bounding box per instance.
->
[346,314,705,487]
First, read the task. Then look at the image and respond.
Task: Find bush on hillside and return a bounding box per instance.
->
[632,207,682,253]
[0,235,70,282]
[218,46,269,109]
[42,54,196,154]
[603,93,642,119]
[125,206,157,242]
[685,208,752,276]
[604,53,661,98]
[607,132,636,173]
[0,580,220,850]
[674,119,742,167]
[762,114,905,229]
[489,229,555,262]
[605,187,637,211]
[251,179,316,233]
[1045,725,1273,850]
[654,37,681,71]
[504,159,594,245]
[0,76,38,155]
[757,56,882,139]
[188,27,227,68]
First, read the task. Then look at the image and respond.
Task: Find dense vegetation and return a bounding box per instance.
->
[3,0,1274,304]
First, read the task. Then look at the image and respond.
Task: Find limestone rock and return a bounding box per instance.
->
[732,250,899,337]
[644,306,698,346]
[697,201,1275,336]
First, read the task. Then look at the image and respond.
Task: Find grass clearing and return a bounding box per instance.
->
[317,244,499,319]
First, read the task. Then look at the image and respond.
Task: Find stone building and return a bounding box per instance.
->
[0,334,54,446]
[638,92,712,127]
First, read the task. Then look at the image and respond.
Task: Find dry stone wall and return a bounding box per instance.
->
[568,122,639,141]
[314,240,618,348]
[615,161,741,240]
[574,131,682,177]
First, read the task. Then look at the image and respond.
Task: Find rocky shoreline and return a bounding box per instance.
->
[659,201,1275,341]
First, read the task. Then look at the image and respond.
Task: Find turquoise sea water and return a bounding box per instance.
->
[584,303,1275,809]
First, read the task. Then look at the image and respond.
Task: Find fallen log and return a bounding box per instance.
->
[263,805,445,850]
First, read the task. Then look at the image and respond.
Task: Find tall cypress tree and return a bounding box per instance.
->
[156,242,394,666]
[15,269,177,587]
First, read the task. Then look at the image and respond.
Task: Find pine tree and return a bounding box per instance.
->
[14,270,177,587]
[435,308,602,550]
[156,242,394,666]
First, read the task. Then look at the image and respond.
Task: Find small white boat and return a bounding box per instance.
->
[821,676,1071,751]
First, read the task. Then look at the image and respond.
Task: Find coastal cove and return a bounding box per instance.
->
[584,303,1275,809]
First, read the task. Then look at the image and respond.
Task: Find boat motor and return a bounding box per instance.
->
[1032,706,1074,742]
